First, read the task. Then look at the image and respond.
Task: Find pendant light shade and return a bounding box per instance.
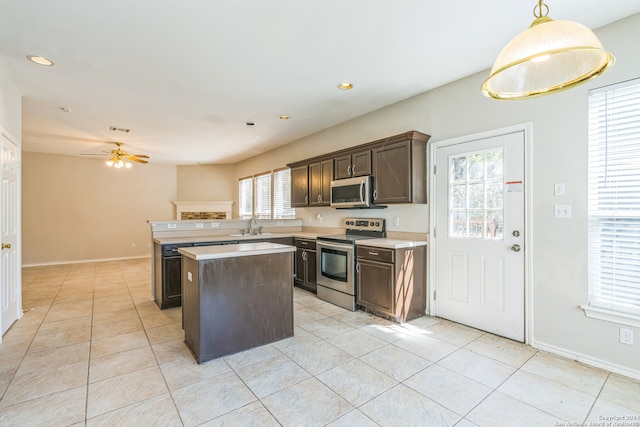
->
[481,2,615,100]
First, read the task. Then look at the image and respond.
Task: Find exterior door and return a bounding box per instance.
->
[432,130,525,341]
[1,130,21,336]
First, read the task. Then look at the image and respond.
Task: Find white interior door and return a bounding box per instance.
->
[433,130,525,342]
[1,131,21,336]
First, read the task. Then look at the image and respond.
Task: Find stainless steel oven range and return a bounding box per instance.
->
[316,218,386,311]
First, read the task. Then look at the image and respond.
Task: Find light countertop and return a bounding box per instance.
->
[178,242,296,261]
[154,231,425,249]
[153,231,322,245]
[355,238,427,249]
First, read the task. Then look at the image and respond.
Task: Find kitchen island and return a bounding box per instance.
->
[178,242,295,363]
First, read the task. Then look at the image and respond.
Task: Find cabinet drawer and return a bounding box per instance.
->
[294,238,316,250]
[357,246,394,263]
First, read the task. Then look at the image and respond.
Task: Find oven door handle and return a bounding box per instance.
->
[317,241,353,252]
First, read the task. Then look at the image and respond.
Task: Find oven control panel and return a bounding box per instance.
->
[344,217,385,232]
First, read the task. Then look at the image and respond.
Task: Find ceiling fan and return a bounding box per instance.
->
[83,142,150,169]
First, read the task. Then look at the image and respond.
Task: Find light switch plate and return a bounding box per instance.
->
[554,182,566,196]
[554,204,572,218]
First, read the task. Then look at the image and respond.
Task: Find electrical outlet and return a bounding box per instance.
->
[393,217,400,226]
[620,328,634,345]
[147,242,152,248]
[131,243,136,249]
[554,204,572,218]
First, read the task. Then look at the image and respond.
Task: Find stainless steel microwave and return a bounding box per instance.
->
[330,176,372,208]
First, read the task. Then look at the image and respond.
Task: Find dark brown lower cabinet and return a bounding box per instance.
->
[294,238,317,293]
[356,245,426,322]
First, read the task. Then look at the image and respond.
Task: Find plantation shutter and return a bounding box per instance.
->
[238,177,253,219]
[254,172,272,219]
[588,78,640,316]
[273,168,295,219]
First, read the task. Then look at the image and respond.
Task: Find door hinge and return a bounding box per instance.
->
[433,228,436,238]
[434,290,436,301]
[433,165,437,174]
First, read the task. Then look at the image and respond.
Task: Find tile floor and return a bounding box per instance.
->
[0,259,639,426]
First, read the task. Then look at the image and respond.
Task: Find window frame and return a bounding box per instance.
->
[238,168,295,220]
[582,77,640,328]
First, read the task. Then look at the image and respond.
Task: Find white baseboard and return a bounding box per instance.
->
[532,339,640,381]
[22,255,151,268]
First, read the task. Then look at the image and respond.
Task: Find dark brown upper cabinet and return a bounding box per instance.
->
[291,164,309,207]
[372,138,427,204]
[287,130,430,206]
[309,159,332,206]
[334,149,372,180]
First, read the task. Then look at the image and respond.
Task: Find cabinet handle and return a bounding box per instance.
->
[373,189,377,200]
[305,195,308,204]
[347,165,351,176]
[302,251,306,261]
[368,251,379,256]
[301,241,308,245]
[352,164,356,175]
[356,263,360,273]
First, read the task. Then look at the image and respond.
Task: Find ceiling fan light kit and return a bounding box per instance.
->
[481,0,615,100]
[100,142,149,169]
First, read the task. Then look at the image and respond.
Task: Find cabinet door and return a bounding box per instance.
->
[163,257,182,306]
[373,140,412,204]
[357,259,394,314]
[320,160,332,205]
[291,165,309,207]
[352,150,372,177]
[334,155,352,180]
[305,249,317,288]
[294,248,305,287]
[309,160,332,206]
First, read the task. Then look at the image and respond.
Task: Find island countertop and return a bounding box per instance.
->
[178,241,295,261]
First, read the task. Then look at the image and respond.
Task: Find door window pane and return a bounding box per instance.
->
[448,149,504,240]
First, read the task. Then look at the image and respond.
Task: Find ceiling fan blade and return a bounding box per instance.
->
[131,154,150,158]
[127,156,148,164]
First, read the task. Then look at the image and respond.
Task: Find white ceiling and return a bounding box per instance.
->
[1,1,638,165]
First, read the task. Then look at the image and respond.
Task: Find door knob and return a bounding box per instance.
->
[510,244,521,252]
[1,243,11,250]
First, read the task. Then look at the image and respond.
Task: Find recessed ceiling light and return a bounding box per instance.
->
[338,82,353,90]
[27,55,54,66]
[244,122,256,126]
[60,107,71,113]
[279,115,290,120]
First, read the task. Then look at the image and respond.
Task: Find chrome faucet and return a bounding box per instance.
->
[248,216,259,235]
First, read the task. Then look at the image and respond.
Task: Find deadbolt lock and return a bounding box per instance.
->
[512,230,520,237]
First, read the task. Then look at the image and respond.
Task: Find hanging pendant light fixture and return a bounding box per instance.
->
[481,0,615,100]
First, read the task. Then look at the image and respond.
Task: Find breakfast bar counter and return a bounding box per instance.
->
[178,242,295,363]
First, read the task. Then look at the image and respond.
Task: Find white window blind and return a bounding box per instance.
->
[273,168,295,219]
[588,78,640,316]
[254,172,272,219]
[238,177,253,219]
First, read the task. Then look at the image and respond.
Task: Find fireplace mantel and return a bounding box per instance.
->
[172,201,234,220]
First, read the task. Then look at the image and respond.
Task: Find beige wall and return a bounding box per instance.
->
[177,164,236,203]
[22,152,177,265]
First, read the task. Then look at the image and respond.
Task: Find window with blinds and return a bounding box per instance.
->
[273,168,295,219]
[253,172,272,219]
[238,177,252,219]
[587,78,640,317]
